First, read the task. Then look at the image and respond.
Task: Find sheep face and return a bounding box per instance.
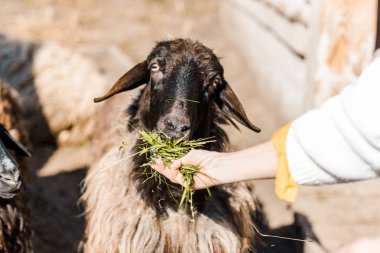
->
[144,40,226,140]
[94,39,260,139]
[0,124,31,199]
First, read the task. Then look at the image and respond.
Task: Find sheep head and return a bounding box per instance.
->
[94,39,260,140]
[0,124,31,199]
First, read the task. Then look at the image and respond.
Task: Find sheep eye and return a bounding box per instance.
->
[213,76,221,88]
[150,63,160,72]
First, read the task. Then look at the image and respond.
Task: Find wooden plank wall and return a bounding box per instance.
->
[306,0,378,107]
[231,0,312,57]
[377,0,380,48]
[221,0,316,122]
[222,0,377,121]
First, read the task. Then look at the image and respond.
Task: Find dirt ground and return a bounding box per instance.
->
[0,0,379,252]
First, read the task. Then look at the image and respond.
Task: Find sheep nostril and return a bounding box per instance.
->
[180,125,190,132]
[166,119,175,129]
[0,170,20,185]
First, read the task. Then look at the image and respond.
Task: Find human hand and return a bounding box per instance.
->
[152,149,226,189]
[152,141,278,189]
[337,235,380,253]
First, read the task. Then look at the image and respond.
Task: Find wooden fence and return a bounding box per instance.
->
[222,0,377,121]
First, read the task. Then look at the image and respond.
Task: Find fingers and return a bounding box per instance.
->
[169,160,184,185]
[152,149,216,187]
[152,159,166,173]
[152,159,184,186]
[171,160,182,171]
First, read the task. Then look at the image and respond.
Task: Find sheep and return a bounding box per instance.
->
[0,80,33,252]
[0,35,108,145]
[81,38,267,253]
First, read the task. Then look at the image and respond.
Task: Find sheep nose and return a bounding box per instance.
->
[0,144,22,198]
[0,161,22,198]
[0,167,20,184]
[164,118,191,138]
[0,146,21,185]
[166,118,190,132]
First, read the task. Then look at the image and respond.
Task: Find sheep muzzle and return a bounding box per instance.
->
[0,141,22,199]
[156,109,192,140]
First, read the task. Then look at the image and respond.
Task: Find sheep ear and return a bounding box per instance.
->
[0,124,32,157]
[94,61,149,103]
[215,82,261,133]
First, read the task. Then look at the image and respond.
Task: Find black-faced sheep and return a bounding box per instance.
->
[81,38,266,253]
[0,80,33,252]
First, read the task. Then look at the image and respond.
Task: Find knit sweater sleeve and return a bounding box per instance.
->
[286,57,380,185]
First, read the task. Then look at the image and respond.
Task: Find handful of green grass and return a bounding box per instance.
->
[135,130,214,220]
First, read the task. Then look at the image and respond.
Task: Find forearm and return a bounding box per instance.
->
[206,141,278,185]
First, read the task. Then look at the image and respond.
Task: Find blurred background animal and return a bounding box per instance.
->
[0,80,32,252]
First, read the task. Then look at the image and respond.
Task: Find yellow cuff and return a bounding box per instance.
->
[272,123,298,202]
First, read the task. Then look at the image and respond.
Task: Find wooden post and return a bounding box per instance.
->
[306,0,378,107]
[377,0,380,48]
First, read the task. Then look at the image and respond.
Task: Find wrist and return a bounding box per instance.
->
[208,151,248,185]
[196,151,236,186]
[221,141,278,183]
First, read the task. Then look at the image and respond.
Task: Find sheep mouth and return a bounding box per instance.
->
[158,131,191,142]
[0,179,22,199]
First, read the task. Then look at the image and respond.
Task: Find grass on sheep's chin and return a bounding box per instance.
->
[129,130,215,222]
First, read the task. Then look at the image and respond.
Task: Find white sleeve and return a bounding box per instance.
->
[286,57,380,185]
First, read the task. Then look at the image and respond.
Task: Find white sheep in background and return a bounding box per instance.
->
[0,35,108,146]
